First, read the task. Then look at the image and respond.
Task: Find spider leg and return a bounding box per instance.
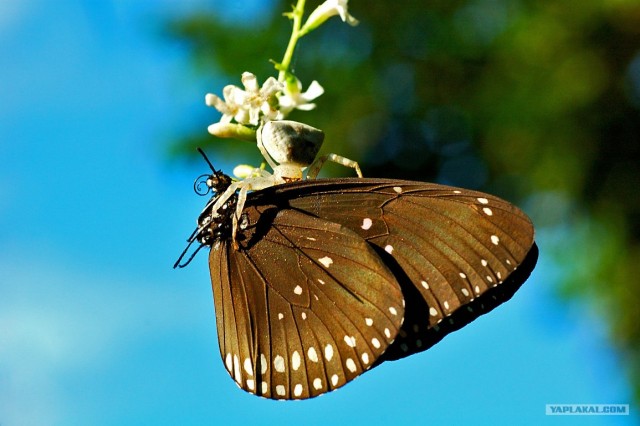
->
[215,175,279,249]
[207,181,241,217]
[256,124,278,170]
[232,185,249,250]
[306,153,363,179]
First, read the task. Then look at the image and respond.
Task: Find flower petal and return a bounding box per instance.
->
[302,80,324,101]
[241,72,259,93]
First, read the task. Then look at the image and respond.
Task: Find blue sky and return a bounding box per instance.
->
[0,1,637,425]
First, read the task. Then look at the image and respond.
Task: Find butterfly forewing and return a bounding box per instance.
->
[253,178,537,361]
[209,205,405,399]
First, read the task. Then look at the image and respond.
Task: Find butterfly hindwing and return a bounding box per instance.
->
[253,178,537,361]
[209,205,405,399]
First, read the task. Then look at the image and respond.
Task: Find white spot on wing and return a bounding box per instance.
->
[346,358,357,372]
[313,378,322,390]
[393,186,403,193]
[384,328,391,338]
[361,217,373,230]
[389,306,398,316]
[421,280,429,289]
[429,307,438,316]
[293,285,303,295]
[319,256,333,267]
[365,317,373,326]
[244,358,253,376]
[225,353,232,371]
[477,197,489,204]
[491,235,500,245]
[324,344,334,361]
[292,351,301,370]
[385,244,394,254]
[308,347,318,362]
[372,337,381,348]
[444,301,450,310]
[483,207,493,216]
[274,355,285,373]
[361,353,370,365]
[233,355,241,383]
[276,385,286,396]
[294,384,303,397]
[260,354,267,374]
[344,335,356,347]
[246,379,255,391]
[331,374,339,386]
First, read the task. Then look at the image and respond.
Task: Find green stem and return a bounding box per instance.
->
[278,0,306,82]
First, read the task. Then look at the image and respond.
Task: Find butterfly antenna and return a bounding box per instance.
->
[194,174,213,195]
[197,147,217,173]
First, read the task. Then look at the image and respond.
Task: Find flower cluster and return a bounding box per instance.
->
[206,73,282,127]
[206,0,357,141]
[206,73,324,128]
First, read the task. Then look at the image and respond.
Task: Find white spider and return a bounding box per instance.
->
[204,120,362,247]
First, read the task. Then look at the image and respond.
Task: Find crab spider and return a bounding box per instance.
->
[203,120,362,248]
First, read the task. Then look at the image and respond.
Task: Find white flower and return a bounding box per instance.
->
[302,0,359,34]
[205,72,284,127]
[240,72,284,124]
[205,85,245,124]
[278,78,324,115]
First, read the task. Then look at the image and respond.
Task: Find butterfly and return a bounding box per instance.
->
[175,156,538,400]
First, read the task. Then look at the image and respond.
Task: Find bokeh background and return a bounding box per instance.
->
[2,0,639,424]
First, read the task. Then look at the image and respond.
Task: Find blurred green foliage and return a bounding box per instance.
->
[166,0,640,404]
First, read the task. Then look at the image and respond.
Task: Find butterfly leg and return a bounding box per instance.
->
[306,153,363,179]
